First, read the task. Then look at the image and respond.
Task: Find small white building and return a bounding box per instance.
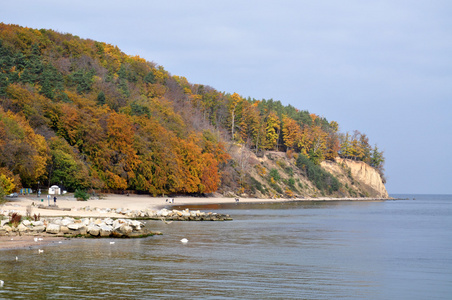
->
[48,185,61,195]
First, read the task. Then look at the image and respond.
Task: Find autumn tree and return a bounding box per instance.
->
[47,137,91,191]
[0,168,17,199]
[282,115,301,151]
[264,111,280,150]
[228,92,242,141]
[0,108,49,187]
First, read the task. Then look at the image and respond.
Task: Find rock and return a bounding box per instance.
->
[60,225,70,234]
[52,219,62,225]
[30,225,45,232]
[22,220,31,226]
[157,209,169,217]
[46,223,61,234]
[99,224,112,237]
[104,218,114,225]
[67,223,85,230]
[31,220,44,226]
[87,224,100,236]
[17,223,28,232]
[129,220,142,229]
[1,220,9,227]
[119,224,133,235]
[61,217,75,226]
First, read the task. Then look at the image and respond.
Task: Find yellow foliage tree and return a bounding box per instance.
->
[282,115,301,150]
[265,111,280,150]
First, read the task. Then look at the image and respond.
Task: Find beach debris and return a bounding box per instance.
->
[34,237,38,242]
[180,238,188,243]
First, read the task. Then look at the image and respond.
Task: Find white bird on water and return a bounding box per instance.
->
[0,280,4,287]
[15,256,18,261]
[38,249,44,254]
[180,238,188,243]
[110,241,115,245]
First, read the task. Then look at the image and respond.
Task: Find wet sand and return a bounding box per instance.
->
[0,235,64,250]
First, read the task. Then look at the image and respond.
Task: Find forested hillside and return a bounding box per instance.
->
[0,23,385,199]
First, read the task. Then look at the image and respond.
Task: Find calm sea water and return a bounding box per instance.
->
[1,194,451,299]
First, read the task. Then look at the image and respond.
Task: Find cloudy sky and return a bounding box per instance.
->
[2,0,451,194]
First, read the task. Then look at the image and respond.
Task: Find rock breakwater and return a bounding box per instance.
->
[0,217,159,238]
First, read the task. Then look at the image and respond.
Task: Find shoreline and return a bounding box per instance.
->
[1,194,393,250]
[1,194,393,218]
[0,235,65,250]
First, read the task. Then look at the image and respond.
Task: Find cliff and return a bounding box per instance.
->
[321,158,388,198]
[218,145,388,199]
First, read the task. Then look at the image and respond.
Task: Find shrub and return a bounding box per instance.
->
[285,188,295,198]
[9,212,22,227]
[288,177,296,189]
[296,154,340,194]
[74,189,90,201]
[284,167,294,177]
[298,182,304,190]
[268,168,281,181]
[255,164,267,177]
[249,176,265,194]
[276,160,286,169]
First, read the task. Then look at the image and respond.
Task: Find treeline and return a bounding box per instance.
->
[0,23,384,197]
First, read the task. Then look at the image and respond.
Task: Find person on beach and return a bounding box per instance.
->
[54,196,57,205]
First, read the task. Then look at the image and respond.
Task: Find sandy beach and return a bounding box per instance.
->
[1,193,389,219]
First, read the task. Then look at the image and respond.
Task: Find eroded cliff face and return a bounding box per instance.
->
[222,146,389,199]
[321,158,388,198]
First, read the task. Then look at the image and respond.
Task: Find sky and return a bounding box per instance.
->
[1,0,451,194]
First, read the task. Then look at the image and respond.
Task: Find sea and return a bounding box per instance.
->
[0,194,451,299]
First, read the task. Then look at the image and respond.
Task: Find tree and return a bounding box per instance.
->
[229,93,241,141]
[97,91,106,105]
[0,109,49,187]
[47,137,91,191]
[340,132,352,159]
[282,115,300,150]
[0,169,16,199]
[265,111,280,150]
[104,112,140,189]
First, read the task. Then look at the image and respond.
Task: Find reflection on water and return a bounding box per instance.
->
[1,195,451,299]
